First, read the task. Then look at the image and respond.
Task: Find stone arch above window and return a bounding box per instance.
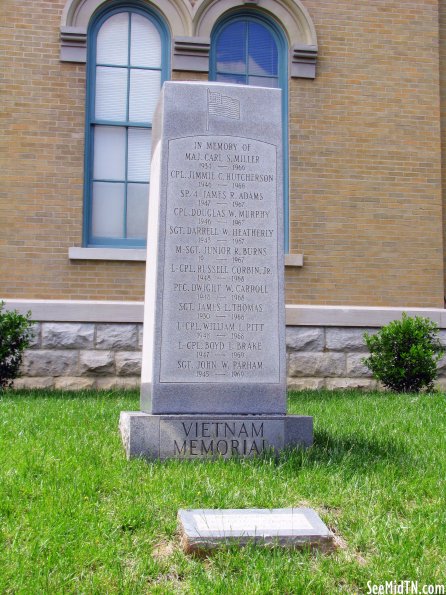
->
[194,0,316,45]
[190,0,317,78]
[60,0,191,62]
[60,0,317,77]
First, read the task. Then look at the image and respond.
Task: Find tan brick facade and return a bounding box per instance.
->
[440,0,446,300]
[1,0,445,307]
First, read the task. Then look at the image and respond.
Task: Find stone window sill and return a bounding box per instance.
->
[69,247,147,261]
[69,247,303,266]
[285,254,303,267]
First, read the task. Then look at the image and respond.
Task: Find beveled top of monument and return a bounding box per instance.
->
[141,81,286,415]
[155,81,282,146]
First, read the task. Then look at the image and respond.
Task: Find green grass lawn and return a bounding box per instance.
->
[0,389,445,594]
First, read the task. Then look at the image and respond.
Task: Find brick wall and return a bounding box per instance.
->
[288,0,444,306]
[440,0,446,296]
[0,0,146,300]
[0,0,444,307]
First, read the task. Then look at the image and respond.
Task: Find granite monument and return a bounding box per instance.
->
[119,81,313,459]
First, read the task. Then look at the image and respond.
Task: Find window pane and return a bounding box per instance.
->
[97,12,129,66]
[95,66,127,121]
[130,13,161,68]
[216,21,246,74]
[88,7,166,245]
[248,75,278,88]
[129,69,161,122]
[128,128,151,182]
[216,73,246,85]
[127,183,149,238]
[248,22,278,76]
[93,126,126,180]
[92,182,124,238]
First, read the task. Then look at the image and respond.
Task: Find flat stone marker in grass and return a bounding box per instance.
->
[119,81,313,459]
[178,508,335,553]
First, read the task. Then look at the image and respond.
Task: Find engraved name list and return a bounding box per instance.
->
[159,135,280,384]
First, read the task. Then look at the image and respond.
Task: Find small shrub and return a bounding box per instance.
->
[0,302,33,391]
[363,313,445,392]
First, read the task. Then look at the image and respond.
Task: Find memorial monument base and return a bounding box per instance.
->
[119,412,312,460]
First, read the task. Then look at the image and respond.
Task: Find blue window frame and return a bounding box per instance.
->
[210,13,289,250]
[84,2,169,247]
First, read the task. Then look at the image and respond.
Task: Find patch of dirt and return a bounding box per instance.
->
[152,540,176,561]
[328,525,367,567]
[319,504,342,517]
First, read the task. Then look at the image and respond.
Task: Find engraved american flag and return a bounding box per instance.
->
[207,89,240,121]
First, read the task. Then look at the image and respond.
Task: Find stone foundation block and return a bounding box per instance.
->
[286,327,324,352]
[115,352,142,376]
[346,353,373,378]
[326,328,373,352]
[96,324,138,350]
[28,323,42,349]
[325,378,377,390]
[288,353,345,378]
[436,354,446,376]
[13,376,54,389]
[21,350,79,377]
[79,350,114,376]
[138,324,144,349]
[434,377,446,390]
[96,376,140,390]
[119,413,313,460]
[287,378,326,391]
[42,323,94,349]
[54,377,97,390]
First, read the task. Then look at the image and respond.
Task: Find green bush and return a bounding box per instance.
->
[0,302,33,391]
[363,313,445,392]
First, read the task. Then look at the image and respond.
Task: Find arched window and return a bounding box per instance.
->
[210,12,289,248]
[84,3,169,247]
